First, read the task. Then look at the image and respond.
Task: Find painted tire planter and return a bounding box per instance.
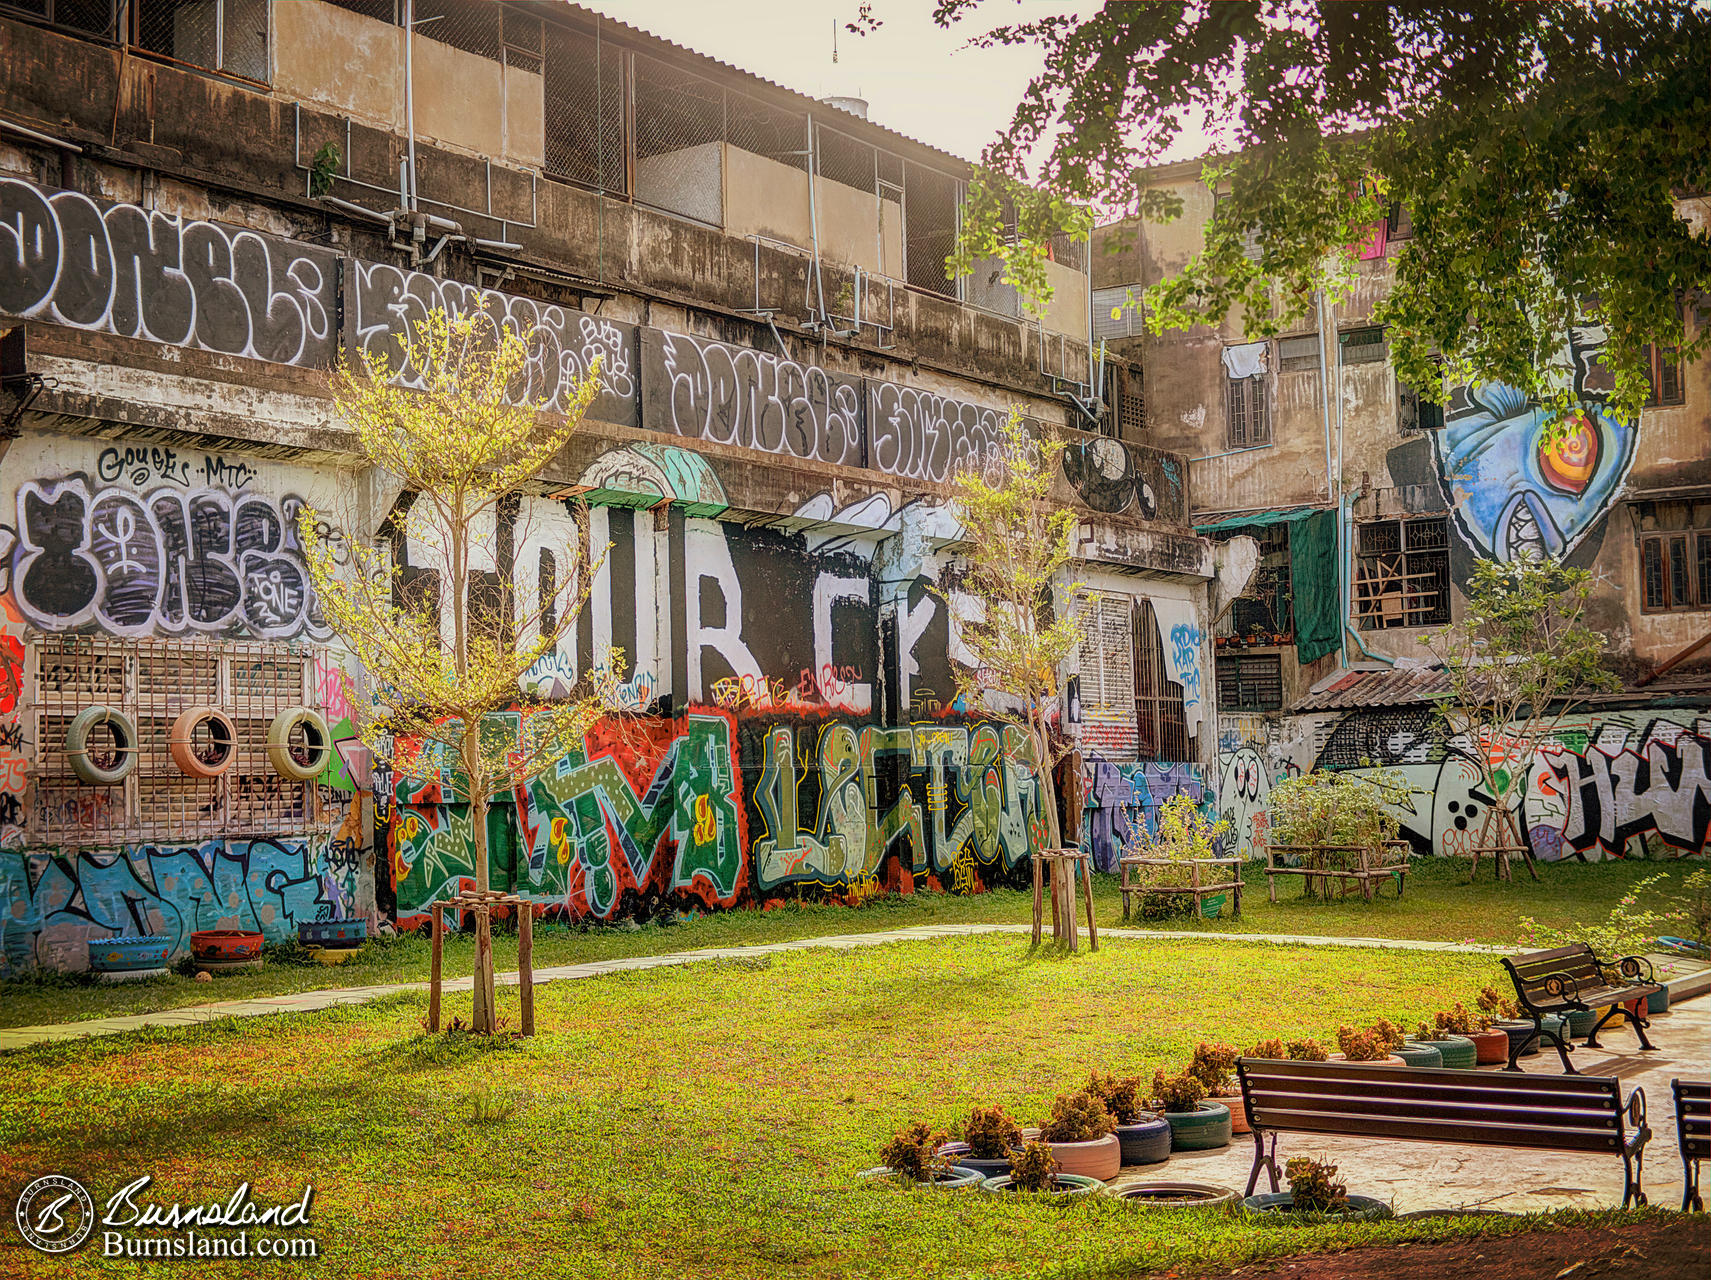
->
[267,707,332,782]
[1328,1053,1406,1068]
[1242,1191,1392,1222]
[935,1142,1013,1180]
[980,1173,1102,1198]
[1493,1017,1565,1058]
[1114,1116,1172,1166]
[1469,1029,1509,1065]
[1109,1182,1241,1210]
[66,705,139,785]
[1647,986,1670,1015]
[190,929,263,963]
[169,706,238,778]
[88,935,171,972]
[1564,1007,1601,1038]
[1217,1092,1251,1135]
[1391,1043,1443,1068]
[299,919,367,947]
[308,945,362,966]
[859,1166,984,1189]
[1047,1132,1121,1181]
[1409,1035,1476,1069]
[1161,1101,1232,1152]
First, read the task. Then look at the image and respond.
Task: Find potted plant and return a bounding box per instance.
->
[1286,1038,1328,1061]
[1087,1072,1170,1166]
[1371,1017,1442,1067]
[1039,1088,1121,1180]
[1331,1024,1406,1067]
[862,1122,983,1188]
[1242,1156,1392,1221]
[189,929,264,967]
[1152,1069,1231,1151]
[941,1104,1024,1178]
[980,1140,1103,1197]
[1410,1007,1479,1069]
[1477,986,1566,1060]
[1188,1042,1247,1134]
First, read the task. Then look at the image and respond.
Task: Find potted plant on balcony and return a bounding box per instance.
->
[1242,1156,1392,1221]
[980,1141,1103,1197]
[1039,1088,1121,1180]
[1187,1042,1247,1134]
[940,1104,1024,1178]
[1152,1068,1232,1151]
[1087,1072,1170,1166]
[862,1121,983,1188]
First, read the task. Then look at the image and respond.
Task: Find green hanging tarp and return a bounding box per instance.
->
[1290,509,1341,666]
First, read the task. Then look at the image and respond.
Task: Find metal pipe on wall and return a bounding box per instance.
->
[404,0,419,211]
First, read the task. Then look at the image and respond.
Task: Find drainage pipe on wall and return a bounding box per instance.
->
[1330,298,1395,668]
[403,0,419,211]
[1314,286,1347,668]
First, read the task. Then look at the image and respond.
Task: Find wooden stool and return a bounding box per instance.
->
[1031,848,1098,952]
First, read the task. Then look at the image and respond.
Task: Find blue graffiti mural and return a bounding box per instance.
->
[1078,756,1212,871]
[0,837,338,976]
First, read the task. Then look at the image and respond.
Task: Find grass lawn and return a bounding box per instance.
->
[0,856,1683,1029]
[0,932,1661,1280]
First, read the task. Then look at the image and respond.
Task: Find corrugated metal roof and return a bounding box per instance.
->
[1292,666,1456,712]
[530,2,980,174]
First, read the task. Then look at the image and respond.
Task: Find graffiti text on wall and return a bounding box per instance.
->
[0,177,337,365]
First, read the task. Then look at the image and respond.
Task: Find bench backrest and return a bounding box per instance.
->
[1504,944,1605,1005]
[1237,1058,1627,1153]
[1676,1079,1710,1159]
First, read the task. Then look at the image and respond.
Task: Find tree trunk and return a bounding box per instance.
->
[1032,712,1068,944]
[464,721,496,1035]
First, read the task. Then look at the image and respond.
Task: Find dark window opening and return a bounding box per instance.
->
[1277,334,1319,374]
[1134,598,1191,762]
[1641,531,1711,614]
[1216,654,1283,712]
[1340,325,1388,366]
[1355,517,1451,630]
[1227,372,1270,448]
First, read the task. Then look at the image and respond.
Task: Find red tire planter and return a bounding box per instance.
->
[169,707,238,778]
[190,929,263,963]
[1469,1029,1509,1064]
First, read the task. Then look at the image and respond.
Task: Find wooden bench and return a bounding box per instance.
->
[1675,1079,1708,1211]
[1119,855,1242,921]
[1500,943,1661,1073]
[1237,1057,1652,1208]
[1263,841,1410,903]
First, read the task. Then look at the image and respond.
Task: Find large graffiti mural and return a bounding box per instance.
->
[1217,708,1711,865]
[1432,326,1638,563]
[388,709,1051,925]
[1078,756,1213,872]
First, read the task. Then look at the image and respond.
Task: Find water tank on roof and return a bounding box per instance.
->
[821,96,870,119]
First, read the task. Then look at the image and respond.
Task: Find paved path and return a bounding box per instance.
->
[2,923,1706,1053]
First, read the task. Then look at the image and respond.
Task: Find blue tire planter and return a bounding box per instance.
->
[1162,1101,1232,1152]
[859,1166,984,1189]
[88,935,171,972]
[299,919,367,947]
[1409,1035,1476,1069]
[980,1173,1103,1198]
[1391,1043,1443,1068]
[1565,1007,1601,1038]
[936,1143,1012,1179]
[1115,1116,1173,1166]
[1242,1191,1392,1222]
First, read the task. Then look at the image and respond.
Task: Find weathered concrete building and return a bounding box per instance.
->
[1096,159,1711,866]
[0,2,1217,972]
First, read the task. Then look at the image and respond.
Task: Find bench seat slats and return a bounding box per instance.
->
[1247,1092,1623,1131]
[1249,1107,1626,1152]
[1240,1061,1616,1098]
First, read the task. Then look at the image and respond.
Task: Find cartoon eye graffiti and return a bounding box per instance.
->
[1537,414,1601,496]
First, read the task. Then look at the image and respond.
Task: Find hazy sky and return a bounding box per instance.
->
[581,0,1065,163]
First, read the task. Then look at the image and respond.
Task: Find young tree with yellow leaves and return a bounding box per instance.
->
[942,410,1084,938]
[302,306,615,1034]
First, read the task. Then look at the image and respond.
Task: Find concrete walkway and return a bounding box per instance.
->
[2,922,1707,1054]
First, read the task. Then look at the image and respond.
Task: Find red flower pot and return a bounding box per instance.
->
[1470,1029,1509,1064]
[190,929,263,963]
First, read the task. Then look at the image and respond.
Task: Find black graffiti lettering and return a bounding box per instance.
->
[18,488,99,625]
[47,191,115,328]
[104,204,194,345]
[0,180,60,315]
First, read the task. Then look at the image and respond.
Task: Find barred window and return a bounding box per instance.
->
[1277,334,1320,374]
[1340,325,1388,366]
[1640,531,1711,614]
[1227,373,1270,448]
[134,0,269,83]
[1102,360,1145,440]
[1134,598,1191,762]
[543,20,627,193]
[1355,517,1451,630]
[0,0,119,39]
[1216,654,1283,712]
[1074,591,1137,761]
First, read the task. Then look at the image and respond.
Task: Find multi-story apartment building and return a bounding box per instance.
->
[1096,158,1711,867]
[0,1,1215,972]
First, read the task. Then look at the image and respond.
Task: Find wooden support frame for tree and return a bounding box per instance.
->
[426,889,537,1036]
[1031,848,1098,951]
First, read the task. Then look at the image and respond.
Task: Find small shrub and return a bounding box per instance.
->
[1370,1018,1407,1051]
[1268,769,1407,857]
[1334,1025,1388,1062]
[1422,1003,1483,1037]
[1151,1069,1208,1113]
[1124,793,1232,895]
[1086,1072,1148,1126]
[879,1121,950,1183]
[1008,1141,1059,1192]
[1245,1038,1288,1059]
[1285,1157,1349,1214]
[464,1085,525,1126]
[1684,869,1711,949]
[1286,1038,1329,1062]
[1188,1042,1238,1093]
[1477,986,1521,1021]
[1041,1088,1114,1143]
[963,1104,1023,1160]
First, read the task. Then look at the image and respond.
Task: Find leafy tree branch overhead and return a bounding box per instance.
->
[929,0,1710,428]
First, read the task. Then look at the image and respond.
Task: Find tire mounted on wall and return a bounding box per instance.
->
[66,705,139,785]
[169,706,239,778]
[267,707,332,782]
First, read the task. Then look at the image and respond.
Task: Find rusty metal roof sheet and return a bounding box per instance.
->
[1292,666,1456,713]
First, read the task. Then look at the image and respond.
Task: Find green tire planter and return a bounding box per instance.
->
[858,1166,984,1189]
[1409,1035,1476,1069]
[1242,1191,1393,1222]
[1108,1181,1241,1210]
[1161,1101,1232,1152]
[980,1173,1103,1198]
[1646,986,1670,1015]
[1565,1007,1601,1038]
[1391,1043,1443,1068]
